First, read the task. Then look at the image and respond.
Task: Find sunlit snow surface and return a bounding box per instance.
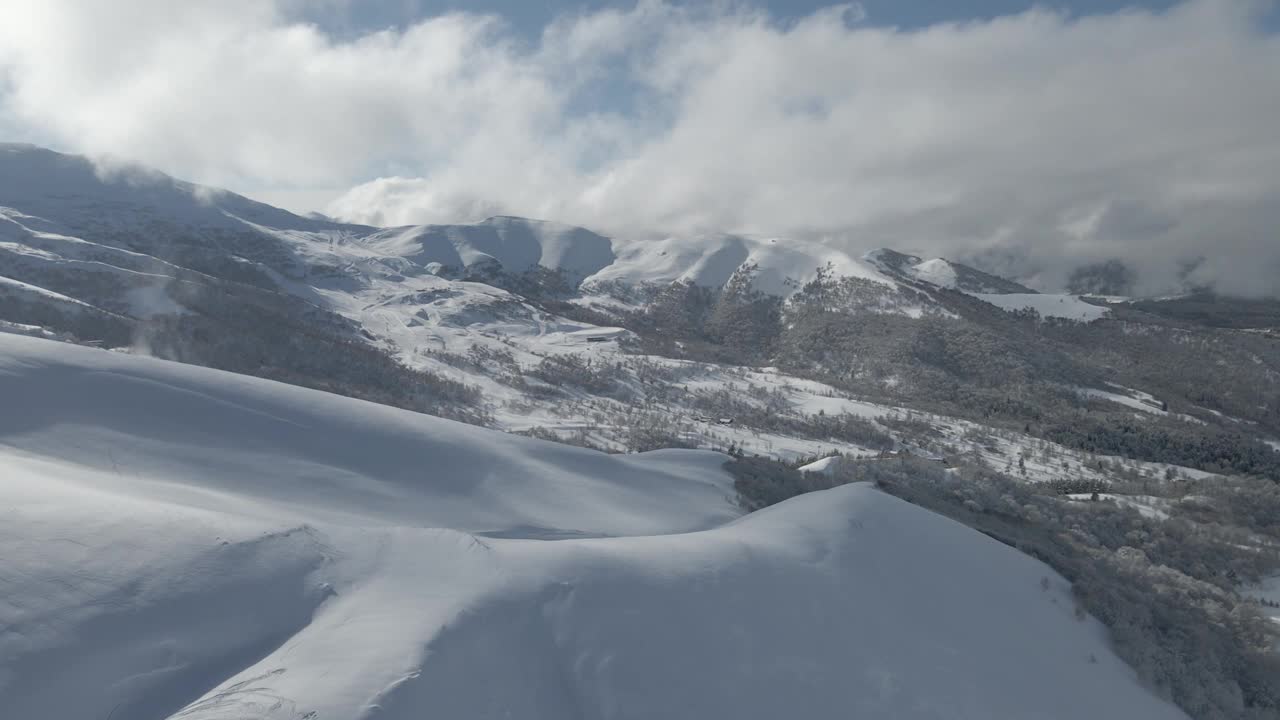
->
[0,334,1186,719]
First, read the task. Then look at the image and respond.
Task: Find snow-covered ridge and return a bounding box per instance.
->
[358,215,616,279]
[0,334,1184,719]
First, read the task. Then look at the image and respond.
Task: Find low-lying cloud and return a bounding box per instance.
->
[1,0,1278,295]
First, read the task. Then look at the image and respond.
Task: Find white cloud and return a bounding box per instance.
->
[1,0,1279,294]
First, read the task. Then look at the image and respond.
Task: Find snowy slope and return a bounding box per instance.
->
[0,334,1185,719]
[976,292,1111,321]
[0,334,733,536]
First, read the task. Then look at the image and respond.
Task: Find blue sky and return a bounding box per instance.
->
[316,1,1192,35]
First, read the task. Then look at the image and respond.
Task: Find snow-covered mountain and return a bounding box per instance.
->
[8,144,1277,474]
[4,143,1280,719]
[0,144,1104,326]
[0,143,1131,450]
[0,333,1186,719]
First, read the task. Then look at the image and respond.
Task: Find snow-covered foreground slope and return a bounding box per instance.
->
[0,335,1185,719]
[0,334,734,536]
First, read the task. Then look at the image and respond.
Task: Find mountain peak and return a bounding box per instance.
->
[863,248,923,270]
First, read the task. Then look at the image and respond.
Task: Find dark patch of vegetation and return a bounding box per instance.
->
[0,292,134,347]
[1126,292,1280,330]
[527,353,635,400]
[725,455,847,511]
[1041,415,1280,481]
[623,412,699,453]
[137,281,489,425]
[517,425,615,453]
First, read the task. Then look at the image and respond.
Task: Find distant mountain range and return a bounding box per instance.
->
[0,143,1116,345]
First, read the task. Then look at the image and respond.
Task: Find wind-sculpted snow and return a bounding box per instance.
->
[0,334,1184,719]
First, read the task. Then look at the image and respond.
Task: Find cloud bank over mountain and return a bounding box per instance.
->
[1,0,1278,295]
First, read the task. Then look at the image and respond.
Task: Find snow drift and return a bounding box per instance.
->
[0,334,1182,719]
